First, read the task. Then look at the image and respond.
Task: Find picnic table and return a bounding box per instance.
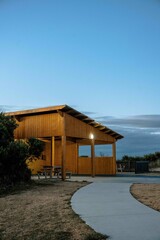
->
[37,166,72,179]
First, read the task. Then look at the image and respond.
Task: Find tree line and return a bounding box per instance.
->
[118,152,160,162]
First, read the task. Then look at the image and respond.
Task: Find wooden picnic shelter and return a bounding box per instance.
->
[6,105,123,180]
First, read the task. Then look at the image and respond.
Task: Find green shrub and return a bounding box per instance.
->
[0,112,44,186]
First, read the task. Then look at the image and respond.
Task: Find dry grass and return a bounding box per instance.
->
[130,183,160,212]
[0,180,107,240]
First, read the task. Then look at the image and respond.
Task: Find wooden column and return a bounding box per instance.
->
[61,135,66,181]
[75,143,79,174]
[61,112,66,181]
[51,136,55,167]
[91,139,95,177]
[112,142,116,174]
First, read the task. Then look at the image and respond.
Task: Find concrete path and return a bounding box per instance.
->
[71,176,160,240]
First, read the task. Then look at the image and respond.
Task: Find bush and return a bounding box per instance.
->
[0,113,44,186]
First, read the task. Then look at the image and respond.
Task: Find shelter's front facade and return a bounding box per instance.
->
[6,105,123,180]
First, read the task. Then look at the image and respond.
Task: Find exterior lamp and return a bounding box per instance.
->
[90,133,94,139]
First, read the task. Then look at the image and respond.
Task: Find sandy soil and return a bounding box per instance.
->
[131,183,160,212]
[0,180,107,240]
[1,179,159,240]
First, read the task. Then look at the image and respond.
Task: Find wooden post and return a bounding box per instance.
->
[112,142,116,174]
[51,136,55,166]
[61,135,66,180]
[75,143,79,174]
[91,139,95,177]
[60,112,66,181]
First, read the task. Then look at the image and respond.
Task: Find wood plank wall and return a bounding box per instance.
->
[54,140,77,173]
[78,157,116,175]
[14,113,63,139]
[28,141,116,175]
[65,114,114,142]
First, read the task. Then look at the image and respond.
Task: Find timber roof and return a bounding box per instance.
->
[6,105,123,140]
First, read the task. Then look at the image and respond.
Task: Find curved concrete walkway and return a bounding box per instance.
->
[71,176,160,240]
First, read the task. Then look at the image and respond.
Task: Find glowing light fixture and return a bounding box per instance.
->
[90,133,94,139]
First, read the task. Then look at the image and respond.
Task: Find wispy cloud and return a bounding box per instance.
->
[94,114,160,158]
[95,115,160,129]
[150,131,160,135]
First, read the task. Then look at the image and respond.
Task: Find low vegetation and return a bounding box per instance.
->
[0,112,44,188]
[118,152,160,162]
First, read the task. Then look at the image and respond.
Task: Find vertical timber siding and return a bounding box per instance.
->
[54,140,77,173]
[78,157,116,175]
[65,114,114,142]
[14,113,63,139]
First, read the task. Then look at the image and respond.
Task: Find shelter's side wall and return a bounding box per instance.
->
[14,113,63,139]
[65,114,115,142]
[95,157,116,175]
[27,141,51,174]
[78,157,116,175]
[54,140,77,173]
[77,157,91,174]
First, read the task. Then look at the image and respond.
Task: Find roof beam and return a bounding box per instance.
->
[87,121,96,125]
[98,126,106,130]
[65,109,75,114]
[104,129,112,133]
[74,113,84,118]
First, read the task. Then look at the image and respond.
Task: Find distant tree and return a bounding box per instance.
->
[121,155,130,161]
[144,152,160,162]
[155,152,160,160]
[99,152,105,157]
[0,113,44,186]
[120,152,160,162]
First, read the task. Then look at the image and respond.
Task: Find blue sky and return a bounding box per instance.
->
[0,0,160,158]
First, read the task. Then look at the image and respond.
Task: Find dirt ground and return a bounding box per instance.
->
[1,180,159,240]
[131,183,160,212]
[0,180,107,240]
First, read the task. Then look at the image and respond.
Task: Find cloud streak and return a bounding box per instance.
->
[95,115,160,129]
[93,114,160,158]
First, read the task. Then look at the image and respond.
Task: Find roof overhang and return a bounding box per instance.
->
[5,104,124,140]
